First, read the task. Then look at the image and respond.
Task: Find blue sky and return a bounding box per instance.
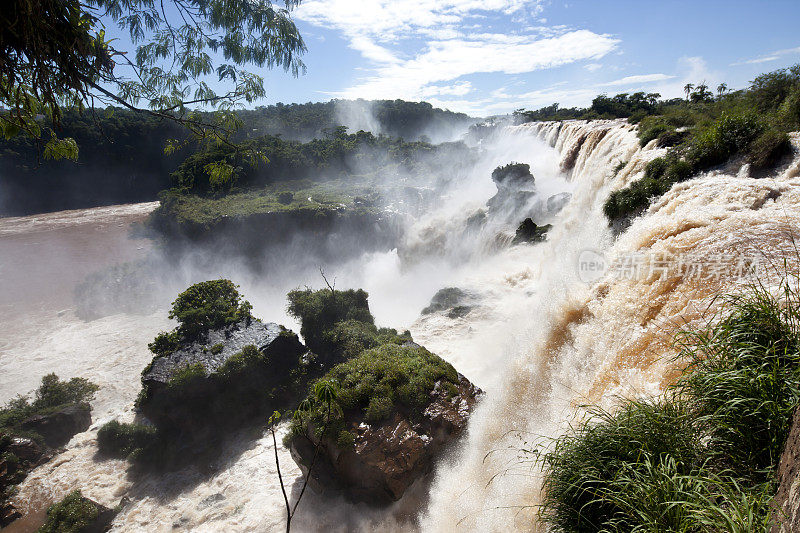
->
[108,0,800,117]
[251,0,799,116]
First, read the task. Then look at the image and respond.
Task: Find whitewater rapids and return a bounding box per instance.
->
[2,120,800,531]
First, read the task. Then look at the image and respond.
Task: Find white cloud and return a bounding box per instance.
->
[601,73,675,86]
[421,81,473,97]
[584,63,602,72]
[336,30,619,100]
[730,46,800,66]
[297,0,543,42]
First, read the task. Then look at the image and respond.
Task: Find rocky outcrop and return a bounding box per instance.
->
[422,287,481,318]
[21,404,91,448]
[487,163,536,215]
[138,318,309,433]
[0,436,51,527]
[512,218,551,244]
[289,373,482,504]
[772,407,800,532]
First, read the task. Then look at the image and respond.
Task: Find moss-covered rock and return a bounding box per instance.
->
[138,319,308,434]
[38,490,118,533]
[0,374,98,526]
[512,218,551,244]
[286,343,482,504]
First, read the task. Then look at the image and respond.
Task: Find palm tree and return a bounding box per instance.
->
[717,83,728,97]
[684,83,694,100]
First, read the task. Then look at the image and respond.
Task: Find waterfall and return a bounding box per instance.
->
[422,126,800,531]
[4,122,800,531]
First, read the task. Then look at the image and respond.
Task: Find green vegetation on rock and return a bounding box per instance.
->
[286,288,375,358]
[147,279,252,357]
[517,65,799,223]
[289,343,460,440]
[539,280,800,531]
[0,374,98,443]
[97,421,158,460]
[602,66,798,222]
[38,491,100,533]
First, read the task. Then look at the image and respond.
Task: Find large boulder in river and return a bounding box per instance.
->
[138,318,309,434]
[20,404,91,448]
[422,287,480,319]
[512,218,551,245]
[286,343,482,504]
[0,435,51,526]
[487,163,536,215]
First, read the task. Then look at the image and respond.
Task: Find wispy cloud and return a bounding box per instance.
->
[601,73,674,86]
[296,0,619,110]
[730,46,800,66]
[335,30,620,100]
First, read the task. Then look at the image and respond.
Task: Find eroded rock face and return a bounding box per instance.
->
[289,373,482,504]
[512,218,551,244]
[421,287,481,318]
[1,436,50,527]
[21,404,91,448]
[138,318,308,432]
[142,319,299,384]
[772,407,800,532]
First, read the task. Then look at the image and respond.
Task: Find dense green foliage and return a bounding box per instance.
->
[514,92,666,123]
[38,491,100,533]
[0,108,186,215]
[1,0,305,164]
[0,374,98,441]
[286,288,374,357]
[168,279,253,339]
[147,280,252,356]
[539,281,800,532]
[289,343,459,442]
[97,420,158,460]
[0,99,473,216]
[327,343,458,419]
[169,127,470,194]
[601,66,799,221]
[242,100,472,141]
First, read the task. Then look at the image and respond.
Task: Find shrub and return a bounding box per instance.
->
[326,344,455,418]
[603,156,695,221]
[97,420,157,459]
[286,288,374,356]
[747,128,792,169]
[290,343,460,441]
[0,374,98,436]
[39,490,100,533]
[539,399,702,533]
[638,122,671,147]
[277,191,293,205]
[148,331,180,357]
[32,374,98,411]
[686,112,762,170]
[168,279,252,340]
[749,65,800,112]
[674,284,800,482]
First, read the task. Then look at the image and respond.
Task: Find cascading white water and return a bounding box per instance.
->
[4,120,800,532]
[421,127,800,531]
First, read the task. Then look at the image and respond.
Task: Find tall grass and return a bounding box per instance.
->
[539,279,800,532]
